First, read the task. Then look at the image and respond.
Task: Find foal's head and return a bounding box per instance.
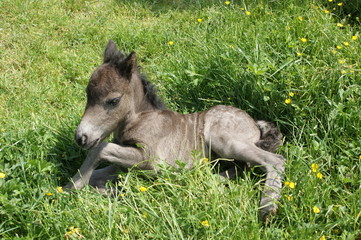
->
[75,40,141,149]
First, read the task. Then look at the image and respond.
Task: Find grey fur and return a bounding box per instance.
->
[64,40,285,223]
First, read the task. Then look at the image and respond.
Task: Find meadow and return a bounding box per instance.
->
[0,0,360,239]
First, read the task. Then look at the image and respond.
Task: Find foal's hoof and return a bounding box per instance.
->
[259,204,278,224]
[63,182,77,191]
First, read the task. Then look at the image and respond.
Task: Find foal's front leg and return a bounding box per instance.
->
[64,142,145,190]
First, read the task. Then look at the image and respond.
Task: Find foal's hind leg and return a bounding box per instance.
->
[210,141,285,222]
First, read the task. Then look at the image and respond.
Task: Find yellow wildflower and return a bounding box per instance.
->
[320,235,326,240]
[341,70,347,74]
[316,172,323,179]
[285,181,295,188]
[45,192,53,196]
[311,163,319,173]
[225,1,231,5]
[285,98,291,104]
[352,36,358,41]
[343,41,349,46]
[57,187,64,193]
[300,38,307,43]
[65,226,83,239]
[139,187,148,192]
[168,41,174,46]
[324,9,330,14]
[289,92,295,97]
[246,11,251,16]
[336,45,342,49]
[297,52,302,56]
[298,16,303,21]
[337,23,343,27]
[313,206,321,214]
[0,172,6,179]
[1,128,5,132]
[337,2,343,6]
[197,18,203,23]
[201,157,210,164]
[331,49,337,54]
[240,7,245,10]
[201,220,210,227]
[338,59,345,64]
[120,193,125,197]
[285,195,293,201]
[328,0,333,2]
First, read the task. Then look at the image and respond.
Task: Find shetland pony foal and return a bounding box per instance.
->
[65,40,285,222]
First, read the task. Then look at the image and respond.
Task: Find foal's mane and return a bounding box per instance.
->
[105,49,167,110]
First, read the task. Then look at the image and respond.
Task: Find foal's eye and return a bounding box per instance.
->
[106,97,121,106]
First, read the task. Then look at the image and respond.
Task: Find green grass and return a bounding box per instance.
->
[0,0,360,239]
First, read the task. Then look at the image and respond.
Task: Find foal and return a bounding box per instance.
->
[65,40,285,222]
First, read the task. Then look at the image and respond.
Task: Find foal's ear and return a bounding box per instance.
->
[119,52,137,80]
[104,40,118,63]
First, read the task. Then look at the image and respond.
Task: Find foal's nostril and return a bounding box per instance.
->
[76,134,88,147]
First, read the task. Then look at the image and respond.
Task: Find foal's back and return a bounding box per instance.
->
[120,105,261,169]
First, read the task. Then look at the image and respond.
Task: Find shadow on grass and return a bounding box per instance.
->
[48,122,86,186]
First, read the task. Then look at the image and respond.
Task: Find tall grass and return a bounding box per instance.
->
[0,0,360,239]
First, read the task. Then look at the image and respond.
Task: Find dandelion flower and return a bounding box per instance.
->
[289,92,295,97]
[246,11,251,16]
[337,2,343,6]
[168,41,174,46]
[0,172,6,179]
[313,206,321,214]
[336,45,342,49]
[285,181,295,188]
[57,187,64,193]
[316,172,323,179]
[343,41,349,46]
[337,23,343,27]
[201,220,210,227]
[225,1,231,5]
[45,192,53,196]
[197,18,203,22]
[328,0,333,2]
[320,235,326,240]
[285,98,291,104]
[139,187,148,192]
[285,195,293,201]
[311,163,319,173]
[120,193,125,197]
[298,16,303,21]
[300,38,307,43]
[352,36,358,41]
[341,70,347,74]
[297,52,302,56]
[338,59,345,64]
[324,9,330,14]
[65,226,83,239]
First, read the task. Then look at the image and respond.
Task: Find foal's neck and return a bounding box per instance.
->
[131,73,166,113]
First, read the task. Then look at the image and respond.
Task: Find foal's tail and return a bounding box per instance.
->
[255,121,283,153]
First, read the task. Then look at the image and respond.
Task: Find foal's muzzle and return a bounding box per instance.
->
[75,133,88,147]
